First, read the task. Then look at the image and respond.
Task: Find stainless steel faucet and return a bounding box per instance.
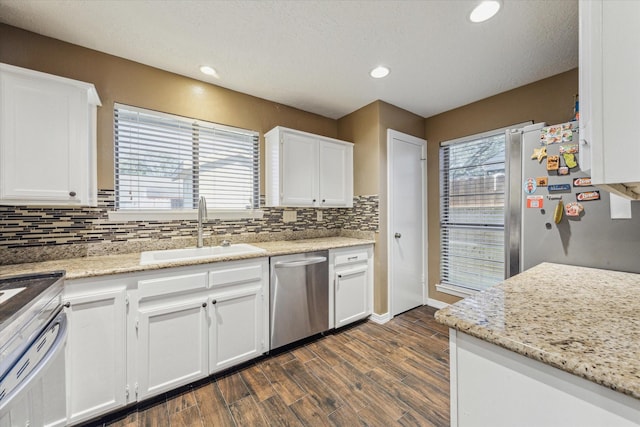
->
[197,196,207,248]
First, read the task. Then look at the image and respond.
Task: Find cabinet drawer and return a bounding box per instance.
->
[210,264,263,288]
[138,272,208,299]
[334,251,368,267]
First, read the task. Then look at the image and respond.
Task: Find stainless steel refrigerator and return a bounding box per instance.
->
[506,122,640,277]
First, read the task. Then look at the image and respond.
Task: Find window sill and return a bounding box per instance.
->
[107,209,265,222]
[435,283,478,299]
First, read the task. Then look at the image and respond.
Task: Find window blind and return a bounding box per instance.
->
[439,132,506,292]
[114,104,259,211]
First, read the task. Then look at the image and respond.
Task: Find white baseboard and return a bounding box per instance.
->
[369,312,391,324]
[427,298,449,309]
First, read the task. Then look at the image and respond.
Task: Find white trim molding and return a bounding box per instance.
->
[436,283,477,299]
[427,298,449,310]
[369,312,391,324]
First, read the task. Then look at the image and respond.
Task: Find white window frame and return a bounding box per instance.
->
[437,123,529,297]
[109,104,263,221]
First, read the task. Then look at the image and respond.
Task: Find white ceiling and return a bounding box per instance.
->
[0,0,578,120]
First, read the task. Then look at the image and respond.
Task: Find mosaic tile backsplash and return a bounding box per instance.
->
[0,190,378,265]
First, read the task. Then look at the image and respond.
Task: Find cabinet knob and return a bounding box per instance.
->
[63,301,71,308]
[202,302,207,308]
[69,191,77,197]
[211,299,217,305]
[312,199,316,203]
[394,233,402,239]
[322,199,326,203]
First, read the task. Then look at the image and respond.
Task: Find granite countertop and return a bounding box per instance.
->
[435,262,640,399]
[0,237,374,280]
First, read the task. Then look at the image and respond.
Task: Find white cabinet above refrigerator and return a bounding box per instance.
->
[579,0,640,199]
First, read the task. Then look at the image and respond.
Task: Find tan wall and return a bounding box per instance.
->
[424,68,579,304]
[337,101,380,196]
[0,24,337,191]
[338,100,425,314]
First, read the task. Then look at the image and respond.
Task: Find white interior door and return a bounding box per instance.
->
[388,130,426,316]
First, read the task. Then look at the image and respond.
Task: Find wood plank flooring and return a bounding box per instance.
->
[100,305,449,427]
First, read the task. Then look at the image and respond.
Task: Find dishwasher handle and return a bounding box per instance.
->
[274,256,327,268]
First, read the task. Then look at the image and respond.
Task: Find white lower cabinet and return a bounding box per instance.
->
[63,258,269,424]
[64,280,127,425]
[210,286,263,372]
[450,330,640,427]
[330,245,373,329]
[136,298,209,400]
[209,260,269,373]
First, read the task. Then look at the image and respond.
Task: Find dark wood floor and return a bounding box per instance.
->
[104,305,450,427]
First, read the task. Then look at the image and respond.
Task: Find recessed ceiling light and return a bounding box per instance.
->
[469,1,501,23]
[199,65,219,77]
[370,66,390,79]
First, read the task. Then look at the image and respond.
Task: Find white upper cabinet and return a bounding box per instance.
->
[579,0,640,199]
[265,126,353,207]
[0,63,101,206]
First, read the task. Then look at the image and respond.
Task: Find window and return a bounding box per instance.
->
[438,129,507,294]
[114,104,259,216]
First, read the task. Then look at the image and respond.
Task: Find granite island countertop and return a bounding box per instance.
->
[435,262,640,400]
[0,237,374,280]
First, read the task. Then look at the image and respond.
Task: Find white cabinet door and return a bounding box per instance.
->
[319,140,353,207]
[0,63,99,206]
[64,287,127,425]
[335,266,369,328]
[331,246,373,329]
[280,131,318,206]
[579,0,640,199]
[209,285,264,373]
[208,259,268,373]
[137,298,208,400]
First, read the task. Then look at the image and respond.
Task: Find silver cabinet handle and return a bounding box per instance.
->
[395,233,402,238]
[274,256,327,268]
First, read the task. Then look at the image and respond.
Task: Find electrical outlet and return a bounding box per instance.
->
[283,210,297,223]
[317,210,323,221]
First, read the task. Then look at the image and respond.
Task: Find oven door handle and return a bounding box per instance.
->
[0,311,68,414]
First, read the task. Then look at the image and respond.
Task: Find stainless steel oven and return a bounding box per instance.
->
[0,271,67,427]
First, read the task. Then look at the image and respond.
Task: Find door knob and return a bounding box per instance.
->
[395,233,402,238]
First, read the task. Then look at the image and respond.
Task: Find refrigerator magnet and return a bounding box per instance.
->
[561,130,574,142]
[527,195,544,208]
[558,166,569,176]
[548,184,571,192]
[565,202,584,217]
[573,177,592,187]
[563,153,578,169]
[577,191,600,201]
[559,143,578,154]
[546,155,560,171]
[524,178,537,194]
[535,177,548,187]
[531,146,547,162]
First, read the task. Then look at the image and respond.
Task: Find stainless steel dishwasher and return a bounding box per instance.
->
[270,251,328,350]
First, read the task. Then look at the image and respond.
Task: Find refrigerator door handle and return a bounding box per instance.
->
[505,128,523,279]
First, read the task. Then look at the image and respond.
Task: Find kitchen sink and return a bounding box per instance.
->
[140,243,266,265]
